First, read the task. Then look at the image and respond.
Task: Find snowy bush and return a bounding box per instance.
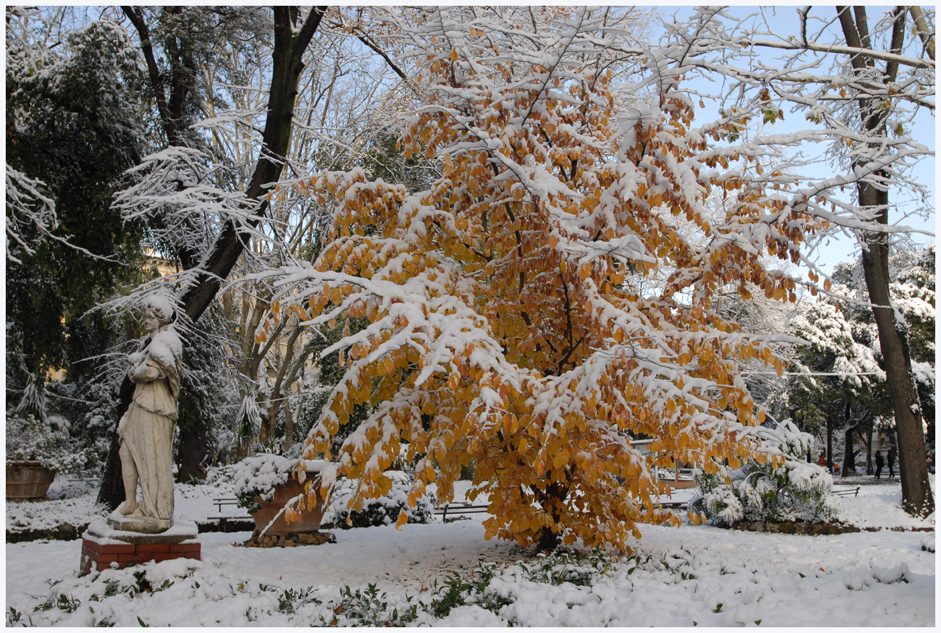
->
[325,470,437,529]
[690,419,836,527]
[231,454,326,514]
[6,413,87,472]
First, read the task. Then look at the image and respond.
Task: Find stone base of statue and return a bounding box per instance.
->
[80,518,200,576]
[107,504,174,534]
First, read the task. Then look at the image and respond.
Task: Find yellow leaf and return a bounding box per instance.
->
[450,48,458,62]
[379,475,393,496]
[395,509,408,530]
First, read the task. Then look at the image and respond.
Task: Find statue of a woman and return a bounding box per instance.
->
[112,296,183,533]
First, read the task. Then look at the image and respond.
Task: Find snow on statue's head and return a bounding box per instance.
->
[142,295,176,327]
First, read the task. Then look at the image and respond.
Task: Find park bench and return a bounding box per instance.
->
[831,486,860,498]
[209,497,253,532]
[657,500,689,510]
[434,503,489,521]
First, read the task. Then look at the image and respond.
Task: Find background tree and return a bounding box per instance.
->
[97,6,328,508]
[783,295,887,475]
[672,5,935,516]
[775,241,935,476]
[6,13,145,412]
[835,6,934,516]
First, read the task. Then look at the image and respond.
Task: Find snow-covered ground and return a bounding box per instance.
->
[5,472,935,626]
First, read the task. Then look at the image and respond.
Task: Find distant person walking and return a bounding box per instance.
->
[874,450,884,479]
[887,447,896,479]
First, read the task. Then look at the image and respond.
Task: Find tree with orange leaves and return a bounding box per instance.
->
[259,7,829,551]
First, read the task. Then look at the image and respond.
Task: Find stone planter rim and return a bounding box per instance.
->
[7,461,56,470]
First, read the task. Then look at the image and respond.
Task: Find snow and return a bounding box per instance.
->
[142,294,176,323]
[5,471,934,626]
[84,517,198,544]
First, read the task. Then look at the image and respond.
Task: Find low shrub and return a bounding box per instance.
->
[231,454,327,514]
[6,413,87,473]
[690,419,837,527]
[325,470,437,529]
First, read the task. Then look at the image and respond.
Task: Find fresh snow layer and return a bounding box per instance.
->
[5,472,934,627]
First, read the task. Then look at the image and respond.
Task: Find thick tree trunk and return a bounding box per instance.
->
[857,182,933,515]
[97,7,327,511]
[826,417,834,474]
[176,418,208,483]
[96,377,135,510]
[179,8,326,323]
[536,482,568,551]
[865,428,873,475]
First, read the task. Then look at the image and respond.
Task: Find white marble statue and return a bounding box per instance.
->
[112,296,183,533]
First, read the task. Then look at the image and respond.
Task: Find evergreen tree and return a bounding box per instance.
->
[6,18,145,402]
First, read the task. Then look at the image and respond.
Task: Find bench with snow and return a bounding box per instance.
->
[435,503,489,521]
[210,497,253,532]
[831,487,860,498]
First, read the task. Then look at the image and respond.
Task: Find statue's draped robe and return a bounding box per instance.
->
[118,330,182,521]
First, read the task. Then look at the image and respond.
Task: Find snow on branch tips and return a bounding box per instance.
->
[114,146,265,268]
[5,166,57,264]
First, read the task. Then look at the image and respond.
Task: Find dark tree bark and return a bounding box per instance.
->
[841,401,855,477]
[96,374,136,509]
[841,428,856,477]
[176,416,209,484]
[97,7,328,511]
[535,481,569,551]
[836,7,933,516]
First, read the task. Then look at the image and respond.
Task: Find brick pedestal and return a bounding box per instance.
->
[80,518,200,576]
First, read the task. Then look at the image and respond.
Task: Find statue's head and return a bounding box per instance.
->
[141,296,175,332]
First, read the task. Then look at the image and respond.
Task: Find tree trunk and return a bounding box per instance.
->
[865,428,873,475]
[826,417,834,474]
[837,6,934,517]
[536,482,568,551]
[176,417,208,483]
[841,423,856,477]
[96,377,135,510]
[97,7,327,511]
[283,398,294,451]
[857,181,932,514]
[179,7,327,324]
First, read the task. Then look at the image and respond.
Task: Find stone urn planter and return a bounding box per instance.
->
[252,472,326,536]
[6,461,56,500]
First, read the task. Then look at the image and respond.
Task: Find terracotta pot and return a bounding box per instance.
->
[252,472,325,536]
[7,462,56,500]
